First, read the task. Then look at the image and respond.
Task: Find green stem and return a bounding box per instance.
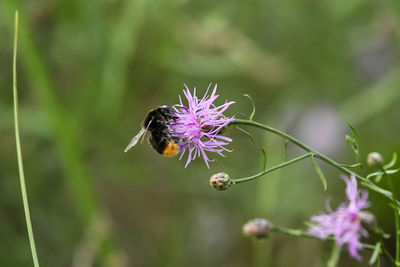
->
[386,172,400,265]
[383,247,398,267]
[378,234,398,267]
[13,11,40,267]
[394,204,400,265]
[271,226,375,250]
[230,119,398,206]
[231,153,313,184]
[231,119,313,151]
[231,119,399,264]
[272,226,400,265]
[327,243,341,267]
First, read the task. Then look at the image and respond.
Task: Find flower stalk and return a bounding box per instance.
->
[385,170,400,265]
[230,118,400,264]
[377,231,398,266]
[272,226,399,265]
[231,152,313,184]
[271,226,375,250]
[229,119,399,207]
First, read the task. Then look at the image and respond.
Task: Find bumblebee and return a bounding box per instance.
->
[124,106,181,157]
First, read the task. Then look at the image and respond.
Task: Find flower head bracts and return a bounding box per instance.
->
[169,83,234,168]
[309,174,370,261]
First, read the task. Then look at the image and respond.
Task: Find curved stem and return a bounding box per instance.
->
[271,226,375,250]
[386,171,400,265]
[273,226,398,265]
[378,233,398,266]
[230,119,399,206]
[231,119,313,151]
[382,246,398,267]
[13,11,40,267]
[232,153,313,184]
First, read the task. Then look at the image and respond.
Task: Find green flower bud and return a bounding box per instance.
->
[243,218,272,239]
[367,152,384,168]
[210,172,231,190]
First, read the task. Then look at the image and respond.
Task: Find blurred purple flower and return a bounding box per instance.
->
[309,174,370,261]
[170,83,234,168]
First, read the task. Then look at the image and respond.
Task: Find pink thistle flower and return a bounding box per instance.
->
[169,83,235,168]
[309,174,371,261]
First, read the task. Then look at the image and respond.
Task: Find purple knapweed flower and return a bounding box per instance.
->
[309,174,370,261]
[169,83,235,168]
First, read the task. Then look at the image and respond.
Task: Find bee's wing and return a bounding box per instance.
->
[124,128,147,152]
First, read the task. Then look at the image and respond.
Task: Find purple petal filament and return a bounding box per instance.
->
[309,174,370,261]
[169,83,234,168]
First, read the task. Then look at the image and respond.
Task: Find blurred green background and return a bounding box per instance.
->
[1,0,400,266]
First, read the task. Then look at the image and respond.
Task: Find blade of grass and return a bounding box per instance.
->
[3,3,122,265]
[13,10,40,267]
[4,0,98,224]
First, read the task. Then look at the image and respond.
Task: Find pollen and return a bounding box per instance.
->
[163,142,179,157]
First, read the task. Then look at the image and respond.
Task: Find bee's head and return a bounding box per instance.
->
[143,109,160,130]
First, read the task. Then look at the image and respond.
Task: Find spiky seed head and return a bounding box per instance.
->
[243,218,272,239]
[210,172,231,190]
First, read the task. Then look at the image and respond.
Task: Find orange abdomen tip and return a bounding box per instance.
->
[163,143,179,157]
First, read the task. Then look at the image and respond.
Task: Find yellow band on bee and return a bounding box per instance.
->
[163,143,179,157]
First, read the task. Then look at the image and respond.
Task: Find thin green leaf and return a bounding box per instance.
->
[384,152,398,169]
[235,126,256,143]
[369,242,381,265]
[348,123,359,144]
[282,139,289,162]
[235,126,267,172]
[367,171,382,179]
[261,146,267,172]
[381,232,391,239]
[386,169,399,174]
[374,173,383,183]
[365,169,399,179]
[243,94,256,121]
[303,221,314,228]
[374,227,391,239]
[310,155,328,191]
[345,135,358,153]
[339,163,362,168]
[345,134,354,144]
[346,123,366,175]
